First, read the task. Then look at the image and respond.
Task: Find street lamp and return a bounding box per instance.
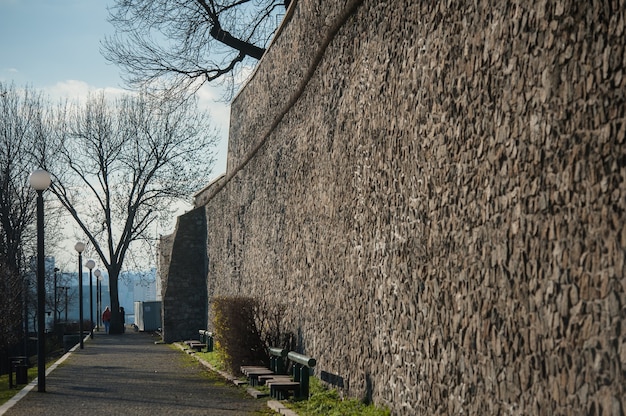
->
[86,259,96,339]
[53,267,60,325]
[74,241,85,349]
[94,269,102,332]
[29,168,51,393]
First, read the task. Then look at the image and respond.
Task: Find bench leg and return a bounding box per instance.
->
[271,385,291,400]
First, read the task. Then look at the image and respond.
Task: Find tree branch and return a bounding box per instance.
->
[210,24,265,60]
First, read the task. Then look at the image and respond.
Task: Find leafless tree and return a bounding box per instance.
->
[0,83,46,274]
[102,0,289,98]
[46,91,219,333]
[0,83,55,357]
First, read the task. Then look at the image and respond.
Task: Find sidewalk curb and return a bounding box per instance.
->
[0,333,89,416]
[267,400,300,416]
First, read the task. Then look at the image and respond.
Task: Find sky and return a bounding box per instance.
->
[0,0,232,269]
[0,0,230,176]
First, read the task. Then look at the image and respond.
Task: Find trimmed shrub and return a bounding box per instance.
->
[212,296,266,375]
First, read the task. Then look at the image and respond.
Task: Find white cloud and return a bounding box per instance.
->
[197,87,230,128]
[44,79,127,103]
[195,83,231,178]
[0,67,19,83]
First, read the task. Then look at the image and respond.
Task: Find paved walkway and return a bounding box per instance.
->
[1,331,265,415]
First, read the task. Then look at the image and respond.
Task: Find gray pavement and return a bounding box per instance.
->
[1,330,265,415]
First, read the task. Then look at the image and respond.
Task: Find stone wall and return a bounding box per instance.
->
[157,232,175,299]
[189,0,625,414]
[160,207,208,343]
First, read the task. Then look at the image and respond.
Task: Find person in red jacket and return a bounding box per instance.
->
[102,306,111,334]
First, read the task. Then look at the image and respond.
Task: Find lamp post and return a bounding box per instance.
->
[29,168,51,393]
[86,259,95,339]
[74,241,85,349]
[94,269,102,331]
[53,267,59,325]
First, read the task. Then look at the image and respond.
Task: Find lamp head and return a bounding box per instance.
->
[74,241,85,253]
[86,259,96,270]
[29,169,51,191]
[94,269,101,278]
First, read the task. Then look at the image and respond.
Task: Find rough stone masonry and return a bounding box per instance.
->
[161,1,626,414]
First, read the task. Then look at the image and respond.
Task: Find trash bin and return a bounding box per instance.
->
[9,356,28,388]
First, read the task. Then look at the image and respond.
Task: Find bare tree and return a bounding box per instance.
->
[102,0,289,98]
[0,83,55,357]
[0,83,45,274]
[47,91,219,333]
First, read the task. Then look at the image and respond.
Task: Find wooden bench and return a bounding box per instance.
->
[240,366,275,386]
[240,347,290,386]
[242,348,317,400]
[183,330,215,352]
[184,339,206,351]
[267,379,302,400]
[267,351,317,400]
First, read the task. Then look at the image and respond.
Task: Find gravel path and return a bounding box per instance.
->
[1,331,264,415]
